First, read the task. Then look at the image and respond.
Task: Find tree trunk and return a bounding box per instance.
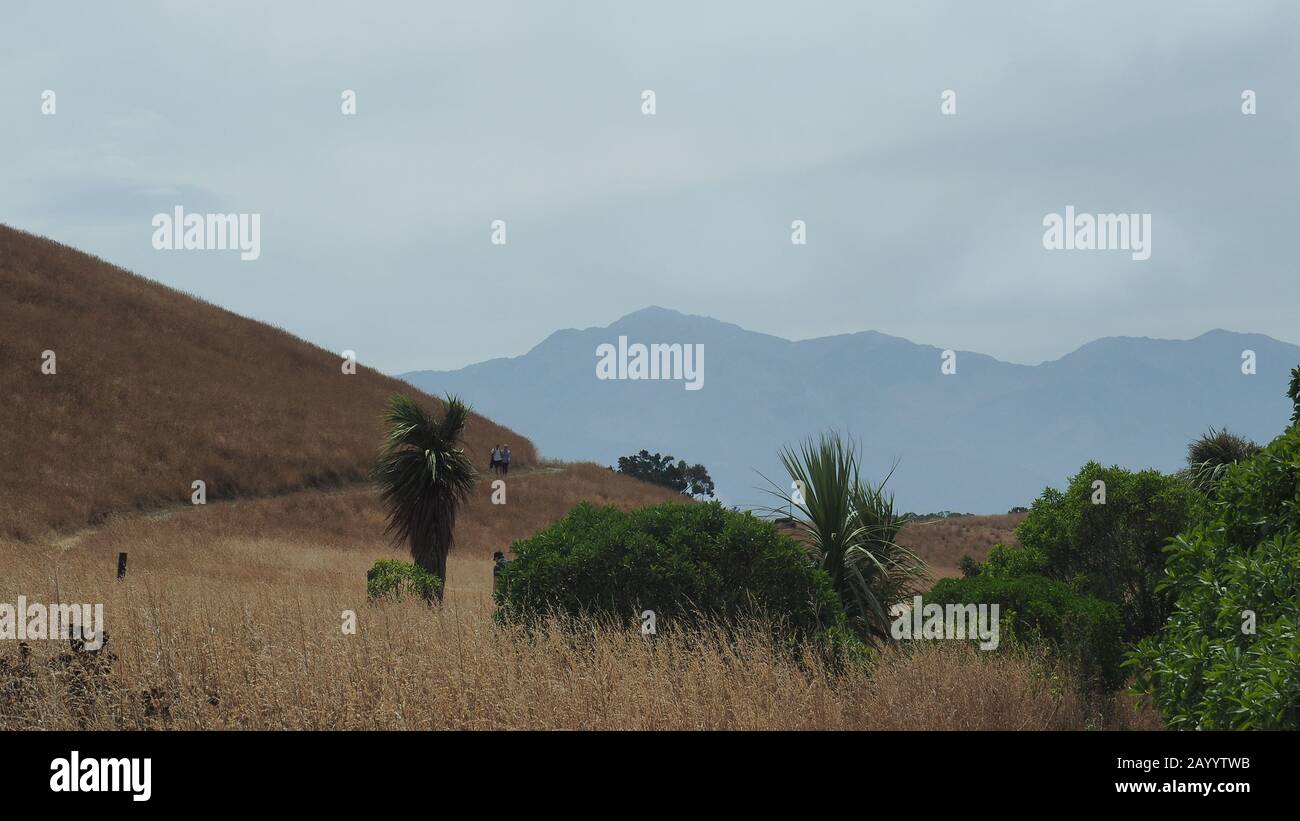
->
[432,548,447,603]
[411,533,447,604]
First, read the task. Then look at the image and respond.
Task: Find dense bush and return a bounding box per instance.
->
[928,574,1124,692]
[995,462,1201,641]
[366,559,442,603]
[1129,421,1300,729]
[980,541,1048,580]
[494,501,849,644]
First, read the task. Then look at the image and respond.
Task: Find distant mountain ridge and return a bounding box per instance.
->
[401,307,1300,512]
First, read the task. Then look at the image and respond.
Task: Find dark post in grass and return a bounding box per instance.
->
[116,552,128,580]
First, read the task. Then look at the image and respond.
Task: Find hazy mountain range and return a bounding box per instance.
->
[401,307,1300,513]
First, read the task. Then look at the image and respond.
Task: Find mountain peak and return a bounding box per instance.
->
[1193,328,1258,341]
[615,305,688,322]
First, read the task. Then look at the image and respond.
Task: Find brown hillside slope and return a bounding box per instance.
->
[896,513,1026,582]
[4,462,686,603]
[0,225,537,539]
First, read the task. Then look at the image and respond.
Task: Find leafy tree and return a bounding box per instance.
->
[495,500,848,646]
[615,449,715,497]
[1290,364,1300,426]
[764,432,927,644]
[1129,420,1300,729]
[679,462,716,498]
[996,462,1201,642]
[373,394,475,602]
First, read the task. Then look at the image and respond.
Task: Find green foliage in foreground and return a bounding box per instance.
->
[494,500,850,646]
[366,559,443,603]
[988,462,1202,642]
[957,462,1199,695]
[1129,420,1300,729]
[1290,365,1300,426]
[928,574,1124,693]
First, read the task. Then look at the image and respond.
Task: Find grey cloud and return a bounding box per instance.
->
[0,1,1295,373]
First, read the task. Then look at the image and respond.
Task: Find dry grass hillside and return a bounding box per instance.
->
[13,462,686,602]
[0,224,536,540]
[897,513,1026,582]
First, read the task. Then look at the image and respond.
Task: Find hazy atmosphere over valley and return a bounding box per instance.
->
[404,307,1300,512]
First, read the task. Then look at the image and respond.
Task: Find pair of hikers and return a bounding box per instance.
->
[489,444,512,477]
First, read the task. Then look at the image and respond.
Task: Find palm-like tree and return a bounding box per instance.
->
[374,394,476,602]
[764,432,928,643]
[1181,426,1261,496]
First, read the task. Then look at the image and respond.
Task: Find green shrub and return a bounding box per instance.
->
[928,574,1124,692]
[1129,422,1300,729]
[1002,462,1202,641]
[494,501,849,645]
[980,541,1048,580]
[957,554,982,578]
[366,559,442,603]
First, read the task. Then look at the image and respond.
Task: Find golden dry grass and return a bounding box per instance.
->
[0,578,1154,730]
[0,224,536,540]
[0,473,1160,730]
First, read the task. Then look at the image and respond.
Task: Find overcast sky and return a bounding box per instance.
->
[3,1,1297,373]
